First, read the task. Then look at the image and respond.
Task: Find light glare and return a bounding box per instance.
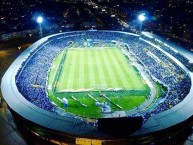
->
[37,16,43,24]
[138,14,145,22]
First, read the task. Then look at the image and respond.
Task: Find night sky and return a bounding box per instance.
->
[0,0,193,49]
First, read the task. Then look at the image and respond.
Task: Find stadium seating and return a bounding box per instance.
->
[15,31,191,123]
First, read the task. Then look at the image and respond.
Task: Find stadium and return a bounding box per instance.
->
[1,30,193,144]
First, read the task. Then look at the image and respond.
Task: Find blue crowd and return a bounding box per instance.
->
[126,38,191,122]
[16,31,191,122]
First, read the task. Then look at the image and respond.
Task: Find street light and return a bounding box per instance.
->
[138,13,146,33]
[36,16,43,38]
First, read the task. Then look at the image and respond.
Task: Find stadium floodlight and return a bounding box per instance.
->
[138,13,146,22]
[37,16,43,24]
[138,13,146,34]
[36,16,43,38]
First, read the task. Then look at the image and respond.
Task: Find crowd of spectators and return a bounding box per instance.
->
[15,31,191,122]
[141,34,193,72]
[16,33,87,111]
[126,39,191,122]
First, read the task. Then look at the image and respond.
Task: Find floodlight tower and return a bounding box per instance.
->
[138,13,146,34]
[37,16,43,38]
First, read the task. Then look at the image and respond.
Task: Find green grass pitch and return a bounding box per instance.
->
[47,47,151,118]
[57,47,146,91]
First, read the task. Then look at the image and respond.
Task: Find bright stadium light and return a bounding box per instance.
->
[138,13,146,34]
[138,13,146,22]
[36,16,43,38]
[37,16,43,24]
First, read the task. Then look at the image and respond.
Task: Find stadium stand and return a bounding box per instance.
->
[2,30,193,144]
[15,30,191,123]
